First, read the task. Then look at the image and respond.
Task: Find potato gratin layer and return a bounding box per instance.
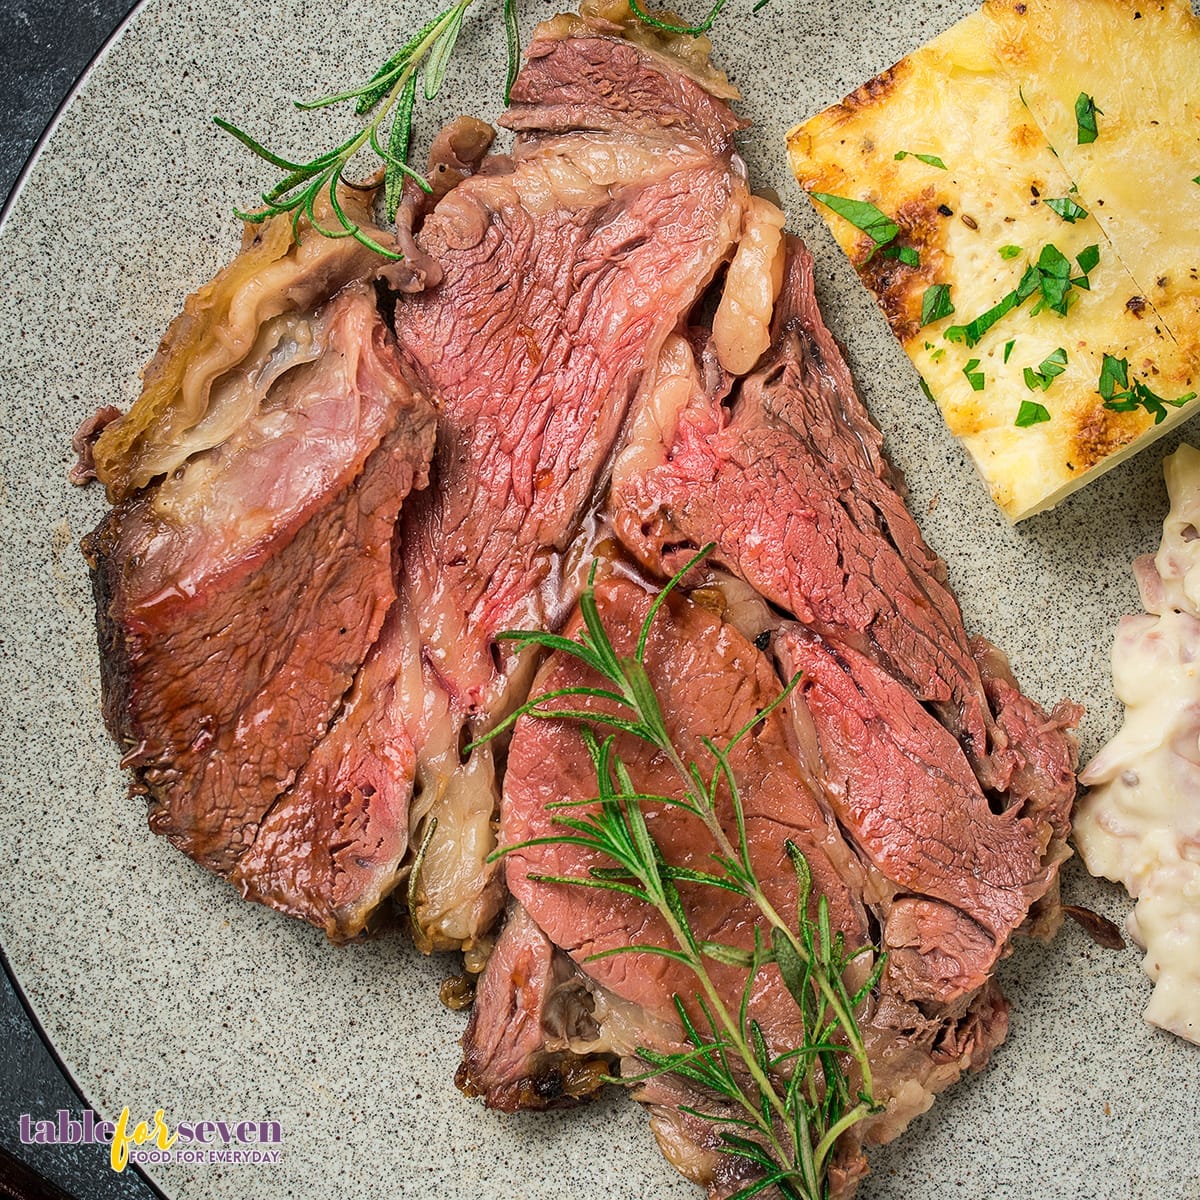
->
[788,0,1200,521]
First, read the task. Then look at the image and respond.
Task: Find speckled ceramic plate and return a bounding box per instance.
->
[2,1,1198,1196]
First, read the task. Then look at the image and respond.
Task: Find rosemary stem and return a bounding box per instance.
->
[486,547,879,1199]
[651,739,845,1193]
[653,719,876,1105]
[356,2,471,173]
[652,889,805,1183]
[814,1098,874,1169]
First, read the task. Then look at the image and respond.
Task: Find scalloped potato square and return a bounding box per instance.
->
[787,0,1200,521]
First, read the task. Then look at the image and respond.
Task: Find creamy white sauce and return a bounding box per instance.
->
[1076,444,1200,1045]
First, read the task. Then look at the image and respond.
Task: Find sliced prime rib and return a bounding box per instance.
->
[608,236,1079,976]
[83,22,750,945]
[394,30,746,716]
[79,11,1082,1194]
[498,575,872,1047]
[386,26,749,950]
[610,238,1079,815]
[463,572,1012,1197]
[778,628,1057,1004]
[457,223,1076,1198]
[84,282,437,882]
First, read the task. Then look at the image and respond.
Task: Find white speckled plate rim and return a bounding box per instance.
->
[1,1,1198,1197]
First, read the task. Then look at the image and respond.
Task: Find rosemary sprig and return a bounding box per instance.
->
[216,0,775,257]
[477,549,883,1200]
[213,0,504,257]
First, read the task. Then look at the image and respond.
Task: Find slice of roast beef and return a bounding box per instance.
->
[394,34,746,714]
[501,29,744,146]
[84,283,436,878]
[500,573,872,1050]
[609,236,1078,815]
[387,27,750,950]
[456,901,611,1111]
[609,236,1078,875]
[777,628,1057,1004]
[228,599,421,941]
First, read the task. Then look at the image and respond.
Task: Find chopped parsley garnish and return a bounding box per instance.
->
[945,243,1096,348]
[920,283,955,327]
[1029,245,1072,314]
[894,150,947,169]
[1016,399,1051,427]
[945,279,1030,347]
[1003,339,1016,363]
[1098,353,1128,399]
[963,358,986,391]
[810,192,921,267]
[1098,353,1196,423]
[883,244,921,267]
[1023,347,1069,391]
[1045,196,1089,223]
[1193,175,1200,185]
[1075,92,1102,144]
[918,376,937,404]
[999,245,1022,260]
[1076,243,1101,275]
[809,192,898,254]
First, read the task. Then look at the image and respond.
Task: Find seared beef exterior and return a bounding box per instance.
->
[85,285,436,889]
[388,28,749,949]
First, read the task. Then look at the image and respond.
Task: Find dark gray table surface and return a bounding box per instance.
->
[2,4,157,1197]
